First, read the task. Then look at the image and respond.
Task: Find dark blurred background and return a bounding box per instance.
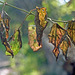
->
[0,0,75,75]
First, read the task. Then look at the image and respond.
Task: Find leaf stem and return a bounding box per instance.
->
[18,12,31,29]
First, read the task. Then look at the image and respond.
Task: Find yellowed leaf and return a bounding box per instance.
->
[28,25,42,51]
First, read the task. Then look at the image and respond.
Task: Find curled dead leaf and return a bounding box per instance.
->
[48,23,67,59]
[35,6,48,46]
[67,20,75,45]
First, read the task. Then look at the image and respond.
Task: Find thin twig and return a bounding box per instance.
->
[52,19,68,23]
[0,1,35,15]
[47,17,55,23]
[47,17,68,23]
[18,9,36,29]
[18,12,31,29]
[2,2,6,10]
[0,1,69,23]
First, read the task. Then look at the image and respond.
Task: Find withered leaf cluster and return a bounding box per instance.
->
[48,21,75,60]
[28,6,75,60]
[0,11,22,57]
[0,6,75,60]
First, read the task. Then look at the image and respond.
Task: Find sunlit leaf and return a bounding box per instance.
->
[35,6,48,45]
[28,25,42,51]
[0,13,4,37]
[67,20,75,45]
[1,10,10,39]
[1,36,14,57]
[48,23,66,59]
[6,29,22,56]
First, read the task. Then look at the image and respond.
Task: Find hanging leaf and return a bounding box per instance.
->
[6,29,22,56]
[28,25,42,51]
[1,36,14,58]
[35,6,48,46]
[60,37,71,58]
[0,12,7,39]
[67,20,75,45]
[1,10,10,39]
[4,19,10,39]
[48,23,66,59]
[0,22,4,37]
[0,13,4,37]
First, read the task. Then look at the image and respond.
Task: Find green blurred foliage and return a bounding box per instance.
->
[26,15,35,25]
[42,0,74,19]
[9,37,47,75]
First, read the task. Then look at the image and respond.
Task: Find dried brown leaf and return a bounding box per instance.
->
[28,25,42,51]
[48,23,66,59]
[67,20,75,45]
[1,36,14,57]
[35,6,48,45]
[60,37,71,58]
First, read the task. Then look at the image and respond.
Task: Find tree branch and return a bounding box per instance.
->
[18,12,31,29]
[47,17,68,23]
[0,1,35,15]
[0,1,68,23]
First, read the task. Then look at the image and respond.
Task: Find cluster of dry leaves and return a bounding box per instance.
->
[29,7,75,60]
[0,11,22,57]
[0,7,75,60]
